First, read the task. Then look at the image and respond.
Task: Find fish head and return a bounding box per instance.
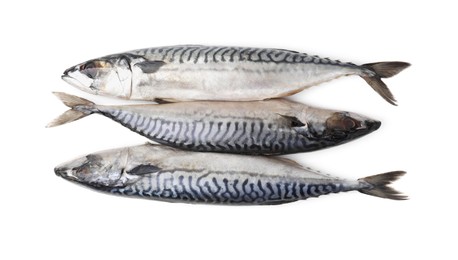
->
[302,108,381,146]
[62,54,136,99]
[54,148,132,190]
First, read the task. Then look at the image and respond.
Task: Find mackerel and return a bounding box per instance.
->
[62,45,410,105]
[48,92,380,155]
[55,144,407,205]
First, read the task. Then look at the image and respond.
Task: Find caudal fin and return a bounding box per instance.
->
[46,92,95,127]
[358,171,407,200]
[361,62,410,106]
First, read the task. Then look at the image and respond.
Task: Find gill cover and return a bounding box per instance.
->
[54,147,131,189]
[62,54,137,98]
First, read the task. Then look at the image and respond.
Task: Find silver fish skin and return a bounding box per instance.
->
[62,45,410,105]
[54,144,407,205]
[48,92,380,155]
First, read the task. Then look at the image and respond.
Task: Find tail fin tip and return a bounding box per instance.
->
[361,61,410,105]
[52,92,94,108]
[47,92,94,127]
[363,62,410,78]
[359,171,407,200]
[361,76,397,105]
[46,110,88,128]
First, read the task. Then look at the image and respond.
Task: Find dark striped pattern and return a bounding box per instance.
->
[100,108,326,154]
[131,45,355,67]
[110,170,344,204]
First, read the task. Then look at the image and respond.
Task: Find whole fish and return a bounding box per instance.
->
[55,144,407,204]
[48,92,380,155]
[62,45,409,105]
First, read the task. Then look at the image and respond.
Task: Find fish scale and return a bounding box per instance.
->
[49,93,381,155]
[53,143,408,204]
[140,45,341,66]
[63,45,410,104]
[111,168,352,204]
[102,108,302,153]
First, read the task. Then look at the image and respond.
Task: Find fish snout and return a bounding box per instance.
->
[61,66,78,84]
[54,167,68,177]
[62,65,78,77]
[365,119,381,131]
[320,112,381,142]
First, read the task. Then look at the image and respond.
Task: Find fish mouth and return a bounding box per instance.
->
[347,119,381,139]
[54,167,80,183]
[55,167,69,177]
[321,119,381,143]
[61,72,95,93]
[61,74,73,83]
[62,74,83,88]
[365,120,381,131]
[63,66,77,75]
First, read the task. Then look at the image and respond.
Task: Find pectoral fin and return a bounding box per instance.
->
[127,164,161,175]
[278,114,306,127]
[135,60,166,73]
[154,98,172,104]
[273,157,305,169]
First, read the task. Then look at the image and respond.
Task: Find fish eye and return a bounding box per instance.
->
[73,161,90,175]
[80,61,94,71]
[80,60,110,71]
[79,62,103,79]
[86,69,99,79]
[342,117,357,129]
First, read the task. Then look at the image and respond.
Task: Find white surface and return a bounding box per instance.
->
[1,1,456,259]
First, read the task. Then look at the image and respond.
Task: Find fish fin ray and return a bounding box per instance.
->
[362,62,410,78]
[52,92,94,108]
[135,60,166,73]
[46,110,87,127]
[46,92,95,127]
[126,164,162,175]
[361,76,397,106]
[360,62,410,106]
[358,171,408,200]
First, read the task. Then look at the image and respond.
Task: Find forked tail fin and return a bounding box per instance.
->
[358,171,407,200]
[46,92,95,127]
[361,62,410,106]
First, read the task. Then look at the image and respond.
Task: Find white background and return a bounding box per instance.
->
[1,1,456,259]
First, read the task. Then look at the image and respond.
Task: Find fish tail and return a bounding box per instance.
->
[360,62,410,106]
[46,92,95,127]
[358,171,407,200]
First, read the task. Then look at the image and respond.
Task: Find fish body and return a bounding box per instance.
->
[62,45,410,105]
[48,93,380,155]
[55,144,407,204]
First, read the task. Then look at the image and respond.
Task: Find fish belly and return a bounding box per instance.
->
[131,62,359,101]
[101,107,307,154]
